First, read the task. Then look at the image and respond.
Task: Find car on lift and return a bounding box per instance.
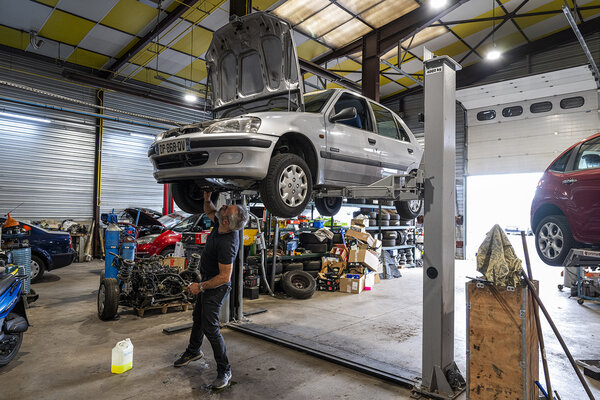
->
[147,12,423,219]
[136,213,213,258]
[0,217,75,283]
[531,132,600,265]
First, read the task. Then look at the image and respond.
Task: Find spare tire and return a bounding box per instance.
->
[378,220,390,227]
[383,231,398,240]
[389,213,400,220]
[368,219,377,226]
[369,211,377,219]
[267,262,283,275]
[304,243,328,253]
[382,239,396,247]
[303,260,322,271]
[395,200,423,219]
[283,262,304,272]
[396,231,407,245]
[282,270,316,299]
[378,213,391,220]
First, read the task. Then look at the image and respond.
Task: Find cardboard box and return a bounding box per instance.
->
[351,217,369,227]
[348,248,381,272]
[345,229,375,247]
[364,273,375,289]
[330,244,348,261]
[340,275,365,294]
[161,257,186,271]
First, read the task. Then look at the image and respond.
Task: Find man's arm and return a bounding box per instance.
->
[189,263,232,294]
[204,191,217,222]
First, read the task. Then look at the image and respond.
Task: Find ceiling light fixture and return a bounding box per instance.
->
[486,46,501,61]
[184,93,198,103]
[0,111,51,123]
[430,0,447,9]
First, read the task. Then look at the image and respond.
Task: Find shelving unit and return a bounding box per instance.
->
[365,225,412,230]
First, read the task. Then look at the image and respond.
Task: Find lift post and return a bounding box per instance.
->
[417,55,465,398]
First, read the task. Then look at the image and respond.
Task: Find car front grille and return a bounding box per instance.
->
[155,151,209,170]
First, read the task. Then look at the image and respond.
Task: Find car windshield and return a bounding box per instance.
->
[171,215,200,233]
[303,90,334,113]
[158,213,187,229]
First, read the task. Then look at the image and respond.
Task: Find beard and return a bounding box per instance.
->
[216,208,227,223]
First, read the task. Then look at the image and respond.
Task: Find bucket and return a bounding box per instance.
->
[111,338,133,374]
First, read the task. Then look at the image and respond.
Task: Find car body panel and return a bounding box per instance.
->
[136,214,212,257]
[206,12,303,118]
[0,218,75,271]
[531,132,600,245]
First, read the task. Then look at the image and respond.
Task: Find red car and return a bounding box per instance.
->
[531,132,600,265]
[136,214,213,257]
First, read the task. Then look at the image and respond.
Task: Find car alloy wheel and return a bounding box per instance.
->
[408,200,421,213]
[278,164,308,207]
[30,260,40,281]
[538,221,564,260]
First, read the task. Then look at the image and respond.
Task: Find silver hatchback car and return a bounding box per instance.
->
[149,13,423,218]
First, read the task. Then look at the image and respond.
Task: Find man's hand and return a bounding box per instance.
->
[188,283,202,295]
[203,191,217,222]
[204,191,212,201]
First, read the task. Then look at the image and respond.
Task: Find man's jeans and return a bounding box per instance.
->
[187,283,231,374]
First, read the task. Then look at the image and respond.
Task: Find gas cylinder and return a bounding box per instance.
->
[120,235,136,262]
[111,338,133,374]
[104,220,120,279]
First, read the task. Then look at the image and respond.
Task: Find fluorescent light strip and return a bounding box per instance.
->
[0,111,51,123]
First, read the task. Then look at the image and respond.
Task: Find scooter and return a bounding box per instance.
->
[0,265,29,366]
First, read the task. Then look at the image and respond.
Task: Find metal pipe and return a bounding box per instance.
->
[521,232,553,400]
[520,273,596,400]
[271,218,279,291]
[0,95,171,130]
[562,5,600,89]
[248,212,274,296]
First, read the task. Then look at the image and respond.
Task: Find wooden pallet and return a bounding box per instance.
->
[134,301,191,317]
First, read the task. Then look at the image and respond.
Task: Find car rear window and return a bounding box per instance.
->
[549,148,574,172]
[574,136,600,170]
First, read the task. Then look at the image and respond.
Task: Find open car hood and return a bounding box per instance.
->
[206,12,303,118]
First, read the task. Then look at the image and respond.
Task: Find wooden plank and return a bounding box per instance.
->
[467,281,539,400]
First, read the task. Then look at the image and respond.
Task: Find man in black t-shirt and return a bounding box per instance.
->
[174,191,248,390]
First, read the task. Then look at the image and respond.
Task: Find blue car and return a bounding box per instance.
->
[1,218,75,283]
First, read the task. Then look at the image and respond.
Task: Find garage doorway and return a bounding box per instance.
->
[465,173,542,259]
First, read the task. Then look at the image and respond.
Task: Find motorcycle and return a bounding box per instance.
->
[0,266,29,366]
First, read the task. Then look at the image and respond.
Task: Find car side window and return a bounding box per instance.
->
[394,116,411,142]
[332,93,372,131]
[574,137,600,171]
[370,102,400,140]
[549,148,574,172]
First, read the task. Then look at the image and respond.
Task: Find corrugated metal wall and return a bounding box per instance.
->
[0,52,97,220]
[384,93,467,259]
[100,92,209,215]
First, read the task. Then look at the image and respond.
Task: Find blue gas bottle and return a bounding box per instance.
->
[104,212,120,279]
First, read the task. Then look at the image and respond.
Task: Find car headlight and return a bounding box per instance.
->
[204,117,261,134]
[137,234,159,244]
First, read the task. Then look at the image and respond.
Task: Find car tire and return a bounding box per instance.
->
[98,278,119,321]
[281,271,316,299]
[160,247,176,258]
[283,262,304,272]
[382,239,396,247]
[260,154,313,218]
[304,243,328,253]
[172,182,205,214]
[30,255,46,284]
[534,215,576,266]
[314,197,343,216]
[303,260,322,271]
[395,200,423,220]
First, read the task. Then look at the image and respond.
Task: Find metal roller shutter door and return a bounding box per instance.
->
[0,54,97,220]
[466,90,600,176]
[100,92,209,215]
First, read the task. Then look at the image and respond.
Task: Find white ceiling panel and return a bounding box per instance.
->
[154,48,193,75]
[199,2,229,32]
[79,24,134,57]
[0,0,53,33]
[158,19,193,46]
[57,0,119,22]
[523,14,569,41]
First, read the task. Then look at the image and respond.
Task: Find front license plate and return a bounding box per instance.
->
[158,138,188,155]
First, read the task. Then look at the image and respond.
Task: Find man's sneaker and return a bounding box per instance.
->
[211,370,232,389]
[173,350,203,367]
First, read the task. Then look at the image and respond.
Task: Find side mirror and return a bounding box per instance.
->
[330,107,357,123]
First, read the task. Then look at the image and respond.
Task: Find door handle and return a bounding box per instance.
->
[368,138,376,145]
[562,178,578,184]
[407,148,414,154]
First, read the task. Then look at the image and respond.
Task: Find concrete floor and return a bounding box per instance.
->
[1,236,599,399]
